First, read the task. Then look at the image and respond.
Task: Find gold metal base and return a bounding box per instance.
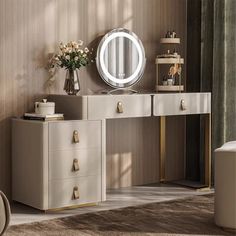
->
[45,202,98,213]
[196,187,212,192]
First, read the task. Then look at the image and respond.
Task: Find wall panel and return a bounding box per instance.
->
[0,0,187,195]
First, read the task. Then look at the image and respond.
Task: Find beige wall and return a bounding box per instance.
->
[0,0,187,196]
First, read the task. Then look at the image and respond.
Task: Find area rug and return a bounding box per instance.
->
[5,194,233,236]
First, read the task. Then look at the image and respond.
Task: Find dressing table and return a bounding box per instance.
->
[12,29,211,210]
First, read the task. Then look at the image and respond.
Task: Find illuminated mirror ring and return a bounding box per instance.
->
[96,28,146,88]
[100,33,142,84]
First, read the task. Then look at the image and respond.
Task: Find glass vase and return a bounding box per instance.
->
[63,69,80,95]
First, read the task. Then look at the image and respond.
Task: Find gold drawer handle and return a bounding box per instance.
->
[180,99,187,111]
[73,130,79,143]
[73,186,80,199]
[73,158,80,171]
[117,101,123,113]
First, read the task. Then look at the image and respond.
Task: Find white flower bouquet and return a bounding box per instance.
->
[50,40,93,71]
[48,40,94,95]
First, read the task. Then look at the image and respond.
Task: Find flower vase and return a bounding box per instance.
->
[64,69,80,95]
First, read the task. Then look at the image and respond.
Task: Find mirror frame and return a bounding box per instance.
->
[96,28,146,88]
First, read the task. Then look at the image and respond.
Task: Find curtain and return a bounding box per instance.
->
[201,0,236,150]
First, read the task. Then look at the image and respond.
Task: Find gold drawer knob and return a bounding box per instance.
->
[73,186,80,199]
[73,158,80,171]
[180,99,187,111]
[117,101,123,113]
[73,130,79,143]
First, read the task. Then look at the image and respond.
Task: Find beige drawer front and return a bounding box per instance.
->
[87,94,152,119]
[153,93,211,116]
[49,149,102,180]
[49,175,102,209]
[49,121,101,151]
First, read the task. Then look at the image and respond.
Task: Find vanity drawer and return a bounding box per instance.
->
[49,149,102,180]
[49,120,101,151]
[48,175,102,209]
[153,93,211,116]
[87,94,152,119]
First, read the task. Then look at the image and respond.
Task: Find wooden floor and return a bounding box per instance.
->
[10,183,213,226]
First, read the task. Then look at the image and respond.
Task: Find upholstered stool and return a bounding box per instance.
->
[214,141,236,230]
[0,191,10,235]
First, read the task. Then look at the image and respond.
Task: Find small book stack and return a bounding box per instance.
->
[24,113,64,121]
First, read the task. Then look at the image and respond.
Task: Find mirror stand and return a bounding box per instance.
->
[100,88,138,95]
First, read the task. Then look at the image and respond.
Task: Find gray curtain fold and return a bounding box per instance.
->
[201,0,236,150]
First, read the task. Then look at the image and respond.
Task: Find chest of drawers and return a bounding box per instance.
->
[12,119,106,210]
[12,92,211,210]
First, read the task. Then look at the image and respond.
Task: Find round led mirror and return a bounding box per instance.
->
[96,28,146,88]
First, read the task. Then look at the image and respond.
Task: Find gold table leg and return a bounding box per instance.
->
[160,116,166,182]
[204,113,211,188]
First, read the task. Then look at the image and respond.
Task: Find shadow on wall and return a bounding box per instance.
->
[106,117,160,189]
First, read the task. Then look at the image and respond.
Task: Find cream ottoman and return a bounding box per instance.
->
[214,141,236,229]
[0,191,10,235]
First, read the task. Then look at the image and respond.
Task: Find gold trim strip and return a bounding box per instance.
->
[45,203,98,213]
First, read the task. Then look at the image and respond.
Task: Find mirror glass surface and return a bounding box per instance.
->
[97,28,146,88]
